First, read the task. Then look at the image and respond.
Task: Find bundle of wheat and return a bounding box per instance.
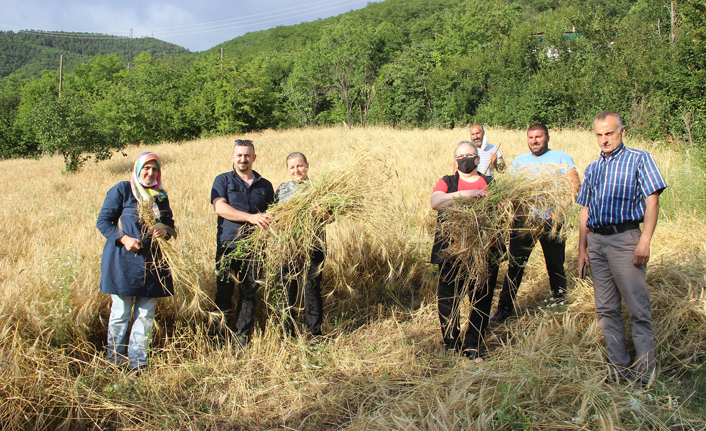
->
[215,153,392,329]
[437,166,574,284]
[137,201,214,320]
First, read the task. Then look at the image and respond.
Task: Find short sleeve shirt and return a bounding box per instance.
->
[211,170,275,245]
[433,176,487,193]
[509,150,576,176]
[510,150,575,219]
[477,144,503,177]
[275,179,309,204]
[576,145,667,228]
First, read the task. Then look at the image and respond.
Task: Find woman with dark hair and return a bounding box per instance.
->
[97,152,175,371]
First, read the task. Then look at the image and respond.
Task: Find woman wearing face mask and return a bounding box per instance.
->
[429,142,500,363]
[97,152,175,372]
[274,152,326,343]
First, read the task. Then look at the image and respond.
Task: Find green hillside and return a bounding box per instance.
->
[207,0,463,62]
[0,30,190,78]
[2,0,705,167]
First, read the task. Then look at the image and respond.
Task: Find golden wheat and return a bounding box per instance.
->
[0,126,704,429]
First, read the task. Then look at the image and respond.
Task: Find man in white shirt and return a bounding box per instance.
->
[469,124,504,177]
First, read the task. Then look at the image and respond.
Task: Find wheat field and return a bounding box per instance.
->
[0,126,705,430]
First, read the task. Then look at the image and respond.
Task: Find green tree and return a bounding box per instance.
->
[69,54,126,99]
[30,93,121,172]
[377,44,436,126]
[98,52,194,144]
[184,54,276,135]
[317,16,389,128]
[671,0,706,145]
[282,45,329,127]
[0,75,28,158]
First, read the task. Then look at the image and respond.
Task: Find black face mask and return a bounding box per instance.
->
[457,156,478,174]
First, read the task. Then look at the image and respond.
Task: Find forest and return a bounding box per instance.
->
[0,30,189,78]
[0,0,704,171]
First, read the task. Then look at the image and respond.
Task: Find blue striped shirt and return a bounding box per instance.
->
[576,144,667,228]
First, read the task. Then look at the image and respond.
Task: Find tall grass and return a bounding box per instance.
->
[0,127,704,429]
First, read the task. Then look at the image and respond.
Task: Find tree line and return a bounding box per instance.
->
[0,0,704,171]
[0,30,190,79]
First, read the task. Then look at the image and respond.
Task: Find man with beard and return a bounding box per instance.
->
[469,124,505,177]
[211,139,275,347]
[430,142,500,362]
[490,124,580,324]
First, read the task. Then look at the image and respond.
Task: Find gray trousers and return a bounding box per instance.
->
[587,229,655,382]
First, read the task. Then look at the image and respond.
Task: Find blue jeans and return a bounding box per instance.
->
[107,295,158,369]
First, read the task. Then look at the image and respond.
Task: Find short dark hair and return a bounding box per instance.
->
[233,139,254,150]
[527,123,549,136]
[286,152,308,165]
[594,111,624,129]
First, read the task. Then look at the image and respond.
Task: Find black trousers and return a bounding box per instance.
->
[215,245,261,338]
[497,220,566,311]
[437,252,500,351]
[279,245,325,337]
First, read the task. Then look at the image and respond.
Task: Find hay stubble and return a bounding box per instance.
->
[0,127,704,429]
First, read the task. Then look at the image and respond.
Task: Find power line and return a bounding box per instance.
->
[125,0,356,33]
[146,0,367,38]
[0,0,368,40]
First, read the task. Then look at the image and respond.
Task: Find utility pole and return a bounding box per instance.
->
[58,54,63,98]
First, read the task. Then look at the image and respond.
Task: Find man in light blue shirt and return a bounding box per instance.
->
[510,146,576,175]
[491,123,580,324]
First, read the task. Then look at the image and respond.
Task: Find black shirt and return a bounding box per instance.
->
[211,170,275,246]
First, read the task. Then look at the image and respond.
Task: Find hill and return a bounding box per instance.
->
[1,0,705,161]
[0,30,190,78]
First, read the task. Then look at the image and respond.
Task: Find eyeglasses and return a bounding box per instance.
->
[455,153,479,160]
[234,139,254,148]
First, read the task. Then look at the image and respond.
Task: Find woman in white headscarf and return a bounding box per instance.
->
[96,152,175,371]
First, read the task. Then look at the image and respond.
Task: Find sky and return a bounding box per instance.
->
[0,0,371,52]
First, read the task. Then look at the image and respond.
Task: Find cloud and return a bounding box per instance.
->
[1,0,369,51]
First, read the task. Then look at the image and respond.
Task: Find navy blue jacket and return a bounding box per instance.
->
[97,181,175,297]
[211,170,275,246]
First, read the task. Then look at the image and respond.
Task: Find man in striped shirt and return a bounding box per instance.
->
[577,111,667,387]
